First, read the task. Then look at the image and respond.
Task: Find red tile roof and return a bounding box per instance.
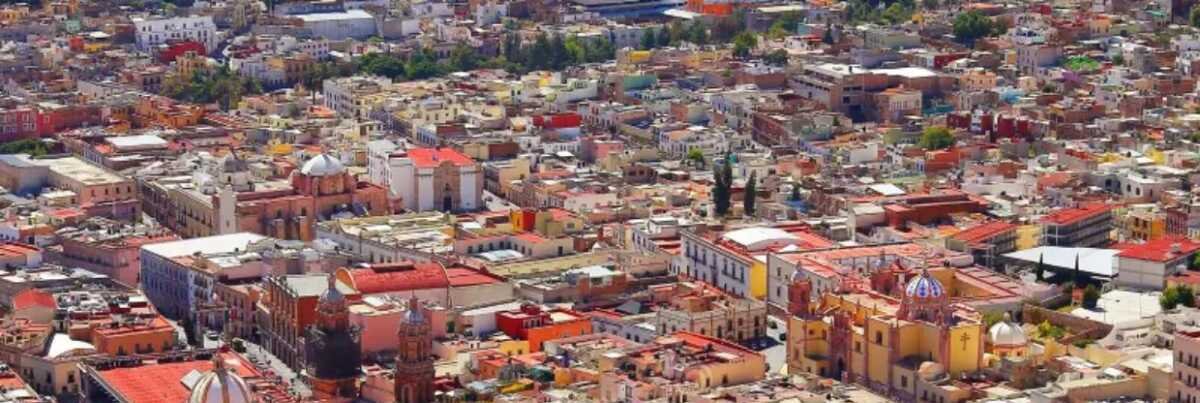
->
[342,263,450,294]
[1041,204,1113,225]
[1117,237,1200,262]
[950,221,1017,244]
[445,267,504,287]
[95,352,259,403]
[407,147,475,168]
[0,242,39,258]
[11,288,55,311]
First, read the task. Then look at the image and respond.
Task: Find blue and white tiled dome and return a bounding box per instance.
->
[905,270,945,299]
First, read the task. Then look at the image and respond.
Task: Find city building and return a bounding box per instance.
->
[304,275,361,400]
[496,304,593,352]
[372,147,483,213]
[1041,204,1115,248]
[395,297,435,403]
[257,273,359,370]
[132,16,217,52]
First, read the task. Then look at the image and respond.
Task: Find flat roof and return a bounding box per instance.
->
[108,134,168,150]
[1003,246,1118,277]
[295,9,373,22]
[141,233,267,258]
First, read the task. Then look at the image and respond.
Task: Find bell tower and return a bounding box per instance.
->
[305,275,361,401]
[395,297,435,403]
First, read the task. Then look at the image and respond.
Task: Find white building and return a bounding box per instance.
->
[370,147,482,213]
[133,16,218,53]
[295,10,377,40]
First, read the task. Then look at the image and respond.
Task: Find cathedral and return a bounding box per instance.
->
[305,274,363,400]
[786,266,986,401]
[395,296,436,403]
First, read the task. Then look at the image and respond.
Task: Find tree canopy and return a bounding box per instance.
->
[918,126,955,150]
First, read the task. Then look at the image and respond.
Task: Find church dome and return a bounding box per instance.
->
[318,274,346,311]
[988,313,1027,347]
[905,270,945,300]
[189,356,254,403]
[300,154,345,177]
[790,268,807,283]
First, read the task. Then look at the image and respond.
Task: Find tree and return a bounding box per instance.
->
[1081,285,1100,309]
[0,139,50,157]
[982,311,1005,329]
[764,49,789,66]
[640,29,656,50]
[1191,5,1200,28]
[448,43,480,72]
[953,11,996,45]
[687,21,709,45]
[1036,320,1066,339]
[657,27,671,47]
[686,148,706,168]
[918,126,955,150]
[1162,286,1181,310]
[1180,286,1197,308]
[732,32,757,59]
[711,155,734,217]
[1192,253,1200,270]
[743,171,757,216]
[357,53,406,78]
[1035,253,1046,281]
[1111,53,1124,66]
[881,3,911,24]
[790,185,801,201]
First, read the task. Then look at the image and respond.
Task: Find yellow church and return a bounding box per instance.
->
[786,267,989,402]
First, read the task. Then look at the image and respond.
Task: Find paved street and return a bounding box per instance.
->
[763,315,787,375]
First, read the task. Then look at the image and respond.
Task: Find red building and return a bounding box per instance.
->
[0,100,37,141]
[496,304,592,352]
[156,40,206,63]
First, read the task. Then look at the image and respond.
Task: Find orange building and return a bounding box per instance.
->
[132,94,205,129]
[89,315,176,356]
[496,304,593,352]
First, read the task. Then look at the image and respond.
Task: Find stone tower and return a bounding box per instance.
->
[395,297,435,403]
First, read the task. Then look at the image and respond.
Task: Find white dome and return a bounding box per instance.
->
[300,154,345,177]
[988,313,1027,347]
[188,356,254,403]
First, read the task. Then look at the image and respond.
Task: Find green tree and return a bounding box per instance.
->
[953,11,996,45]
[687,21,709,45]
[1036,320,1066,339]
[657,27,671,47]
[1180,286,1197,308]
[732,31,757,59]
[640,29,656,50]
[448,43,480,72]
[881,3,911,24]
[764,49,789,66]
[549,34,569,70]
[357,53,406,78]
[712,156,733,216]
[1082,285,1100,309]
[1111,53,1124,66]
[1036,253,1046,281]
[743,171,757,216]
[918,126,955,150]
[0,139,50,157]
[1162,286,1181,310]
[1191,5,1200,28]
[686,148,706,168]
[982,311,1005,329]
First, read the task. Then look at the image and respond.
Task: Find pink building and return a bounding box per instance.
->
[1174,330,1200,403]
[349,297,446,357]
[49,222,178,286]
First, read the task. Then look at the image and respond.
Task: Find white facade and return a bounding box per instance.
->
[295,10,378,40]
[133,16,218,53]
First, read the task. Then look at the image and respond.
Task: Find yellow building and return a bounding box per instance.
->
[1126,209,1166,242]
[786,269,984,402]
